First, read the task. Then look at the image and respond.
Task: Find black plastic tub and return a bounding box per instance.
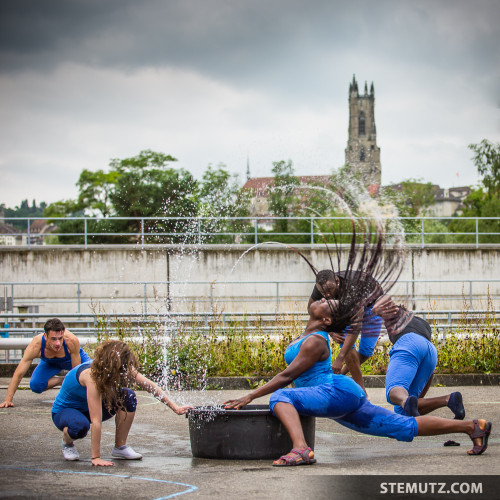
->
[187,404,316,460]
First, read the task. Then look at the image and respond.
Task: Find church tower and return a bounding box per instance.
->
[345,75,381,187]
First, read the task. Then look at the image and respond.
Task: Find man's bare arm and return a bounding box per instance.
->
[65,330,83,368]
[0,336,41,407]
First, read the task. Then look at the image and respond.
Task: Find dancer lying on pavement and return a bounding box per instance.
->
[371,295,465,419]
[52,339,192,466]
[224,296,491,466]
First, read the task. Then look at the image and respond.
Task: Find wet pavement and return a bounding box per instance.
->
[0,381,498,499]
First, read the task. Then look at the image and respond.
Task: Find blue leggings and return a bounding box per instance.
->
[341,306,383,358]
[269,380,418,442]
[52,389,137,440]
[30,350,91,393]
[385,333,437,415]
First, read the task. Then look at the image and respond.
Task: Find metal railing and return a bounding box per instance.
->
[1,279,499,314]
[0,309,497,364]
[2,215,500,249]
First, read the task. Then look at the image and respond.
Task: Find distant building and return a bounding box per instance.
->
[384,182,472,217]
[0,208,23,245]
[345,75,381,189]
[0,207,56,245]
[243,76,471,219]
[29,219,57,245]
[243,175,331,218]
[427,186,472,217]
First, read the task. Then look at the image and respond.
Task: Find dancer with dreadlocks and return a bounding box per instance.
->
[225,223,490,465]
[52,340,192,466]
[224,295,491,465]
[371,295,465,420]
[308,268,383,395]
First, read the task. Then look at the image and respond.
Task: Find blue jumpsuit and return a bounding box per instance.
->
[52,362,137,440]
[311,279,383,358]
[385,316,437,415]
[269,331,418,442]
[30,335,91,393]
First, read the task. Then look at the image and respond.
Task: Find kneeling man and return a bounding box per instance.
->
[0,318,90,408]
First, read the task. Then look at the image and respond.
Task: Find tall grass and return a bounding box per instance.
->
[86,304,498,388]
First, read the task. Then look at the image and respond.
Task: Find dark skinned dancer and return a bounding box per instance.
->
[224,296,491,466]
[308,269,383,396]
[367,295,465,419]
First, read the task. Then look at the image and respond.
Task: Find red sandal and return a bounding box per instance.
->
[468,419,492,455]
[272,447,316,466]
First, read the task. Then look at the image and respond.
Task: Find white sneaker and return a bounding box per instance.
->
[62,442,80,461]
[111,445,143,460]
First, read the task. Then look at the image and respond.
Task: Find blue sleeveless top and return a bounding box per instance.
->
[41,335,70,363]
[52,361,92,414]
[284,331,334,387]
[41,335,91,365]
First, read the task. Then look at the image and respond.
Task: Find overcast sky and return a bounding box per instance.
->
[1,0,499,209]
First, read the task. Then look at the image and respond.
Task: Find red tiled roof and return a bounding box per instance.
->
[30,220,47,233]
[243,175,333,192]
[0,222,20,235]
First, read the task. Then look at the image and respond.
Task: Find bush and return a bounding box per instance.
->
[85,306,499,390]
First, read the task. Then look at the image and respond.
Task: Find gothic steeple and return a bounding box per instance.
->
[345,75,381,187]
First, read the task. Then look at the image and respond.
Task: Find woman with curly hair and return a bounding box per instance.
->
[52,340,192,466]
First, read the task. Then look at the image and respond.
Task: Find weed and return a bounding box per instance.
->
[85,303,498,384]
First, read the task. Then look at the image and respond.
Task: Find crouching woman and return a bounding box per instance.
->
[52,340,192,466]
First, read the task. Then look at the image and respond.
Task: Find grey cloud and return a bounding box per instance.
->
[2,1,497,86]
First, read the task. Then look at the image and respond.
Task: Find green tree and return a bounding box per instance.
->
[108,150,199,243]
[3,199,47,230]
[45,150,200,244]
[448,140,500,244]
[44,199,86,244]
[468,139,500,198]
[284,171,349,244]
[381,179,439,243]
[267,160,299,235]
[383,179,437,218]
[76,169,119,217]
[198,164,251,243]
[450,188,500,244]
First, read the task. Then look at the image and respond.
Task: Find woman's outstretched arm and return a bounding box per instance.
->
[132,370,193,414]
[224,335,327,409]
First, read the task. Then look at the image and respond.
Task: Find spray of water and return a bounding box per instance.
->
[105,169,412,406]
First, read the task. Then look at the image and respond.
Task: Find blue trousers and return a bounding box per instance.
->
[385,333,437,415]
[341,306,383,358]
[269,377,418,442]
[30,350,91,393]
[52,389,137,440]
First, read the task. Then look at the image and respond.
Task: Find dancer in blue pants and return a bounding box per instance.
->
[225,297,491,466]
[52,340,192,466]
[308,269,383,395]
[0,318,90,408]
[372,295,465,419]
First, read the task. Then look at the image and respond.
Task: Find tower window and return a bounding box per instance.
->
[360,147,366,162]
[358,112,365,135]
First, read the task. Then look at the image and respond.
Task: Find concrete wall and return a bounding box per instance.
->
[0,245,498,315]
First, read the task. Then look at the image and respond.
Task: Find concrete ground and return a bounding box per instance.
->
[0,380,498,499]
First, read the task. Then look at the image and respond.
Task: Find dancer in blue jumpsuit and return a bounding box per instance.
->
[225,297,491,465]
[1,318,89,408]
[308,269,383,395]
[52,340,192,466]
[373,295,465,419]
